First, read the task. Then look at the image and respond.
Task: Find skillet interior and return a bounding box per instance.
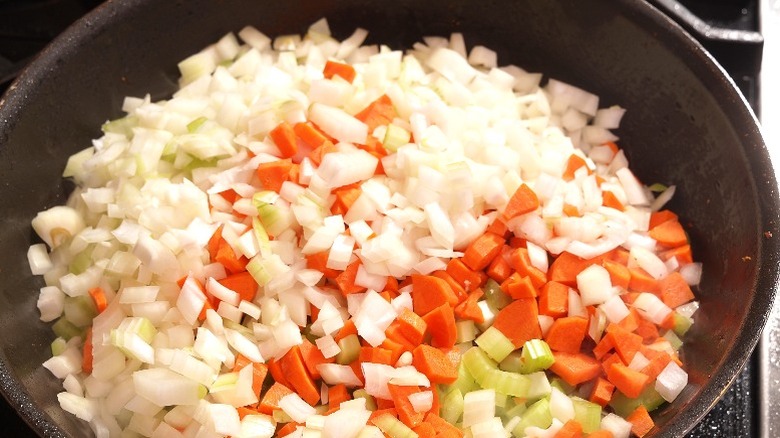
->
[0,0,776,436]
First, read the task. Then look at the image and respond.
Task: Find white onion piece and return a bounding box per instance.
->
[317,364,363,387]
[600,413,632,438]
[679,262,703,286]
[632,293,672,325]
[308,104,368,145]
[278,393,316,424]
[655,361,688,402]
[576,264,613,306]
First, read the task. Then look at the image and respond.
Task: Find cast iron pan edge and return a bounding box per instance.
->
[0,0,778,437]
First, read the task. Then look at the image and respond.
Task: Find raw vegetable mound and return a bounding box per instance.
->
[28,18,701,438]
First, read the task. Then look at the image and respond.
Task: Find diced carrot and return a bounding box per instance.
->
[323,60,357,83]
[334,319,358,343]
[609,248,630,266]
[431,270,468,302]
[258,382,294,415]
[563,203,581,217]
[424,413,465,437]
[331,184,362,216]
[82,328,93,374]
[615,307,640,333]
[255,158,293,193]
[359,346,394,366]
[266,358,291,389]
[412,344,458,384]
[602,259,630,290]
[548,252,605,287]
[217,188,240,204]
[509,236,528,248]
[626,405,655,438]
[628,267,660,293]
[486,219,510,238]
[217,271,258,302]
[563,154,589,181]
[305,251,340,279]
[639,350,673,381]
[335,261,367,296]
[501,184,540,222]
[539,281,569,318]
[606,363,650,399]
[308,140,339,166]
[648,219,688,247]
[237,406,262,420]
[487,252,513,283]
[649,210,679,230]
[380,337,408,365]
[197,299,214,322]
[606,324,643,364]
[589,377,615,407]
[602,191,625,211]
[422,303,457,348]
[549,351,602,386]
[501,273,538,299]
[555,419,584,438]
[215,238,249,274]
[299,338,334,380]
[592,335,615,360]
[327,384,351,410]
[279,345,320,406]
[545,316,588,353]
[587,430,615,438]
[207,224,224,261]
[454,288,485,324]
[412,422,437,438]
[412,275,459,316]
[388,384,425,428]
[396,308,428,345]
[446,259,484,292]
[634,315,660,342]
[492,298,542,348]
[277,422,300,437]
[659,272,695,308]
[88,287,108,313]
[294,121,329,148]
[509,247,548,288]
[354,94,396,132]
[660,244,694,265]
[462,232,505,271]
[369,409,399,423]
[385,276,400,293]
[269,121,298,159]
[386,321,419,353]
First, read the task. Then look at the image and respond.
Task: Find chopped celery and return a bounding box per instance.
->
[462,347,531,397]
[484,279,513,310]
[440,388,464,424]
[648,183,668,193]
[475,326,515,362]
[372,413,418,438]
[512,397,551,437]
[353,389,377,411]
[609,385,666,418]
[499,351,524,373]
[549,377,575,395]
[663,329,683,351]
[336,334,361,365]
[273,409,294,423]
[519,339,554,374]
[187,116,209,133]
[571,397,601,433]
[63,295,98,328]
[673,312,693,336]
[383,124,411,153]
[503,401,527,420]
[69,245,95,275]
[448,361,480,395]
[456,320,477,343]
[52,317,83,341]
[494,391,509,409]
[50,337,68,356]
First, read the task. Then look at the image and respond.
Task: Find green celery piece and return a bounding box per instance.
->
[352,389,377,411]
[69,245,95,275]
[648,183,668,193]
[512,397,552,437]
[499,351,525,373]
[519,339,555,374]
[372,413,418,438]
[609,385,666,418]
[440,387,464,424]
[549,377,575,395]
[52,317,83,341]
[448,361,480,395]
[383,124,411,153]
[476,326,516,363]
[673,313,693,336]
[503,401,527,420]
[336,334,361,365]
[484,279,513,310]
[663,329,683,351]
[187,116,209,133]
[462,347,531,397]
[63,295,98,328]
[572,396,602,433]
[50,337,68,356]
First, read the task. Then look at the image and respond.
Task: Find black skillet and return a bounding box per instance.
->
[0,0,777,436]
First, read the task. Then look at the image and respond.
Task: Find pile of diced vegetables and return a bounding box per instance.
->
[27,18,702,438]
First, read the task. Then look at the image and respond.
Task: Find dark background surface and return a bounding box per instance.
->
[0,0,765,436]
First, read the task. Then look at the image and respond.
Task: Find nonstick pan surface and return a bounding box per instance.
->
[0,0,777,436]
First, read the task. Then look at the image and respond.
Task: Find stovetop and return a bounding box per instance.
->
[0,0,773,436]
